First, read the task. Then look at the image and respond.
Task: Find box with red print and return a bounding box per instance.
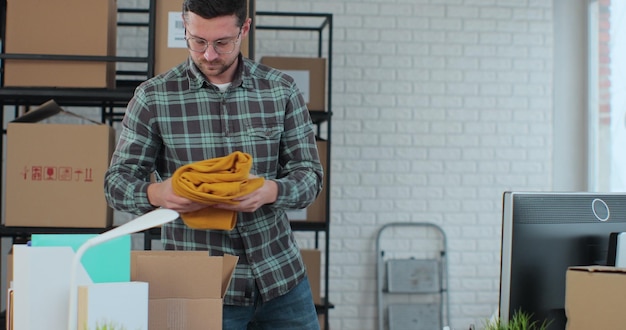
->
[5,100,115,228]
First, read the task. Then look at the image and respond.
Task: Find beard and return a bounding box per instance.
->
[194,54,238,80]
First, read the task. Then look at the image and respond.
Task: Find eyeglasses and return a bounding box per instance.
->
[185,29,242,54]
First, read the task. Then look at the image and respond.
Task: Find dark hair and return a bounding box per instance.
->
[182,0,247,27]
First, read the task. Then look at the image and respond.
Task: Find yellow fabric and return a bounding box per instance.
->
[171,151,265,230]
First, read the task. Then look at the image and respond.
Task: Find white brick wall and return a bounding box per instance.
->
[115,0,555,329]
[255,1,553,329]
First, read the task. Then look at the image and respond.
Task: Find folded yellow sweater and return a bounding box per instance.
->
[171,151,265,230]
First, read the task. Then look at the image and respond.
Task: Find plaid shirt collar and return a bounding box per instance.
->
[186,53,249,90]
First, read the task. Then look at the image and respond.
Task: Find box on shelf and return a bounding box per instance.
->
[301,249,322,305]
[4,100,115,228]
[319,314,326,330]
[131,251,238,330]
[154,0,255,75]
[3,0,117,88]
[259,56,327,111]
[565,265,626,329]
[286,139,328,222]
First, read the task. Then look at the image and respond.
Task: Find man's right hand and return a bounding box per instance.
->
[147,178,208,213]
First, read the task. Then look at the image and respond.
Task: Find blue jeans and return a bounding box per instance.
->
[222,276,320,330]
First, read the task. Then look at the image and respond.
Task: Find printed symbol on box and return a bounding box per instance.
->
[59,167,72,181]
[84,168,93,182]
[74,169,83,181]
[44,166,57,181]
[20,166,29,180]
[74,168,94,182]
[32,166,43,181]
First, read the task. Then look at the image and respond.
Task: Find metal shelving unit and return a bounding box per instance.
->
[0,1,157,211]
[0,1,156,326]
[0,0,156,125]
[0,4,334,329]
[255,11,334,329]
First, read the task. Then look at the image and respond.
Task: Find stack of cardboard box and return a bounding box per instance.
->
[3,0,117,88]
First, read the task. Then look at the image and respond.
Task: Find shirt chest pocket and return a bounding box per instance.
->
[242,123,282,176]
[246,126,282,141]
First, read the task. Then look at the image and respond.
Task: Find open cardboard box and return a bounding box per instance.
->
[131,251,238,329]
[4,100,115,228]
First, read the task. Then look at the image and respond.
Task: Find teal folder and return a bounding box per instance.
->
[30,233,131,283]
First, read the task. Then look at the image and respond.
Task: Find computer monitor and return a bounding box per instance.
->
[499,191,626,330]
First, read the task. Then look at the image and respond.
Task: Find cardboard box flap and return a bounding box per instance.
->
[11,99,101,125]
[221,254,238,297]
[131,251,238,299]
[568,265,626,274]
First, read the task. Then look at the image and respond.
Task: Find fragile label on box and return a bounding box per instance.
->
[19,165,96,183]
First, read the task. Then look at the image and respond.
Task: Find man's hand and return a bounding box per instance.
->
[214,179,278,213]
[147,178,207,213]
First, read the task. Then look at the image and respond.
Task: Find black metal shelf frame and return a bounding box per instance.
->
[255,11,334,329]
[0,6,334,329]
[0,2,158,326]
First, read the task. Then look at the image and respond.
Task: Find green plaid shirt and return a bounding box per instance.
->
[104,55,323,305]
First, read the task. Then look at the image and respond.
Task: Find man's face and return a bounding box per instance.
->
[183,12,249,84]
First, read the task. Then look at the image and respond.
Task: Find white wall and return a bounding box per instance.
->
[252,1,555,329]
[553,0,588,191]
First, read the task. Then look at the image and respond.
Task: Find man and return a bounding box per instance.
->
[103,0,323,328]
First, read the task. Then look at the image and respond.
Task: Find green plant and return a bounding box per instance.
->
[483,309,552,330]
[93,321,127,330]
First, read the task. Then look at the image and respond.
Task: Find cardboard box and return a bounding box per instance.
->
[286,139,328,222]
[3,0,117,87]
[131,251,238,330]
[260,56,327,111]
[4,100,115,228]
[565,265,626,329]
[154,0,255,75]
[301,249,322,305]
